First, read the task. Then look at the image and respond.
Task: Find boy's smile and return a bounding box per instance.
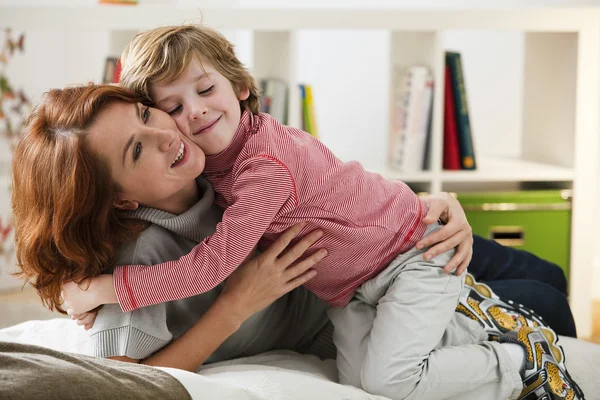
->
[192,115,221,136]
[150,60,250,156]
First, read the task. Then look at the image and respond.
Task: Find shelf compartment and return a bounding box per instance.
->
[440,156,574,182]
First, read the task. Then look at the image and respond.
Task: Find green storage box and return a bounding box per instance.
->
[456,190,572,278]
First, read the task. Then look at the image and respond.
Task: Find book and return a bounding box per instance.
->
[443,65,461,170]
[446,51,476,170]
[421,91,434,171]
[259,78,288,124]
[388,66,433,172]
[113,58,122,83]
[304,85,318,139]
[102,57,121,84]
[388,69,409,170]
[299,84,318,138]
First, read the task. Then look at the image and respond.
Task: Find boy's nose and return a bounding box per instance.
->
[188,104,208,122]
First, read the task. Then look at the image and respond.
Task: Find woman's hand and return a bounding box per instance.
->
[417,192,473,275]
[61,274,118,316]
[221,222,327,323]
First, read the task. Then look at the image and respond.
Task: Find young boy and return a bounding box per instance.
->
[63,25,583,400]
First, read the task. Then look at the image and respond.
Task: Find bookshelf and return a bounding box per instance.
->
[1,5,598,337]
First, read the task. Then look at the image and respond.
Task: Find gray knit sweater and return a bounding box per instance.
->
[88,177,335,364]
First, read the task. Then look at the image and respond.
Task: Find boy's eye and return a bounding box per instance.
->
[133,142,142,161]
[142,106,151,123]
[167,105,182,116]
[198,85,214,95]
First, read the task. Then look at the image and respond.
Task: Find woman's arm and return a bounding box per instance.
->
[417,192,473,275]
[79,223,326,372]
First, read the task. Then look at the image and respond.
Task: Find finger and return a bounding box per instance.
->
[77,313,96,326]
[455,247,473,276]
[72,312,87,321]
[423,231,464,261]
[76,312,90,323]
[455,257,470,276]
[442,240,471,273]
[283,248,327,281]
[262,222,307,260]
[416,223,457,250]
[277,229,324,267]
[422,198,444,225]
[284,269,317,293]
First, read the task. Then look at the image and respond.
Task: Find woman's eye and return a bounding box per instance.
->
[199,85,214,95]
[167,105,182,116]
[133,142,142,161]
[142,106,151,123]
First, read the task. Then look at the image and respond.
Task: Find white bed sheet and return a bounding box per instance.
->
[1,318,598,400]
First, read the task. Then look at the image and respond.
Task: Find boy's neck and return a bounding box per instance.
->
[204,110,256,173]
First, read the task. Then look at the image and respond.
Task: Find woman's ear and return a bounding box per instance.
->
[114,196,139,211]
[238,87,250,101]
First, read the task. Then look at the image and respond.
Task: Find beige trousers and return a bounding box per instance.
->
[327,223,522,400]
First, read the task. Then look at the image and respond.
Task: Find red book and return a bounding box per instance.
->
[443,65,461,170]
[113,58,122,83]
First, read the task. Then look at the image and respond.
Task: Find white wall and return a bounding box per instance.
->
[1,30,109,163]
[235,0,600,7]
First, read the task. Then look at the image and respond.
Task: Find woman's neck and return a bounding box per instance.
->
[151,180,200,215]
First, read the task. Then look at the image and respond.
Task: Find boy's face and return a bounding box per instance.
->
[150,60,249,156]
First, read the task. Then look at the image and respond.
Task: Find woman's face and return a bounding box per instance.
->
[87,101,205,213]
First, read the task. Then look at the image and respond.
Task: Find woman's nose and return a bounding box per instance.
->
[156,130,176,152]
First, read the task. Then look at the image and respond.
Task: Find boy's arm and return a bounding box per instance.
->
[114,157,298,312]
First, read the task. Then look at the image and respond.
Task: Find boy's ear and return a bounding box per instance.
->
[114,195,139,211]
[238,87,250,101]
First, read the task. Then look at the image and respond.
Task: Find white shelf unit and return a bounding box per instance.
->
[1,6,598,337]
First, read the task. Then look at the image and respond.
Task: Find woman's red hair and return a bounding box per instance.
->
[12,83,148,313]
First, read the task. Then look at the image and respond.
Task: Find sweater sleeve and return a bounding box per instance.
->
[87,230,176,359]
[114,156,298,312]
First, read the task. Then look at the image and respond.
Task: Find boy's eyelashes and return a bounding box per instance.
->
[164,85,215,116]
[199,85,214,95]
[167,105,182,116]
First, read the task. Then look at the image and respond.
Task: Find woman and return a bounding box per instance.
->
[12,83,475,370]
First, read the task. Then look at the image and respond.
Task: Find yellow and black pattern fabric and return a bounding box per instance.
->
[455,273,547,339]
[500,326,585,400]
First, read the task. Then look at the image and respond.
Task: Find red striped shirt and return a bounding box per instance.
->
[113,111,428,312]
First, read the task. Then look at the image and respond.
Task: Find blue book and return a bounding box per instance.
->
[446,51,476,170]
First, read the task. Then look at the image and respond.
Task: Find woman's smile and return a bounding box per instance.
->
[171,141,188,168]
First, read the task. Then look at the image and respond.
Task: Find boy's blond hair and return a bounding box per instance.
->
[120,24,260,114]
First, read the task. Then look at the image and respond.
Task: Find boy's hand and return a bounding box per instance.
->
[61,275,118,315]
[71,309,99,331]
